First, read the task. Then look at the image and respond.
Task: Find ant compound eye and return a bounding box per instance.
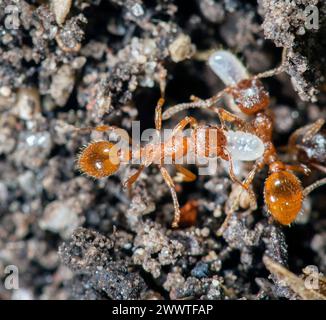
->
[78,141,120,178]
[264,171,303,225]
[226,131,264,161]
[208,50,249,86]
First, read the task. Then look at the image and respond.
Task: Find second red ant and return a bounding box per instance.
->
[162,49,326,233]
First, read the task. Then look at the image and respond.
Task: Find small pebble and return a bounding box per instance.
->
[191,261,210,279]
[51,0,72,25]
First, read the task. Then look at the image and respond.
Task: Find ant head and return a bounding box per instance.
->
[297,130,326,166]
[231,79,270,115]
[264,170,303,225]
[77,141,120,178]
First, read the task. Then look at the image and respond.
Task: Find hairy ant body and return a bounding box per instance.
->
[163,50,326,231]
[77,98,261,228]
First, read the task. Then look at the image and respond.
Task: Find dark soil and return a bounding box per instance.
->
[0,0,325,300]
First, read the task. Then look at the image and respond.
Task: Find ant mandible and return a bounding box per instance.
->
[162,49,326,232]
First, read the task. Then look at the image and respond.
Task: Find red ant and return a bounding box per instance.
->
[162,50,326,232]
[76,97,256,228]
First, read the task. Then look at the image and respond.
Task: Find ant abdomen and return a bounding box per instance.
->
[264,171,303,225]
[78,141,120,178]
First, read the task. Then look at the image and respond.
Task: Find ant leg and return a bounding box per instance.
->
[217,150,258,236]
[226,151,257,209]
[288,119,325,148]
[284,164,311,176]
[159,166,181,228]
[123,165,145,189]
[74,124,118,134]
[155,97,165,131]
[310,163,326,174]
[172,116,198,135]
[254,48,288,80]
[214,108,246,130]
[153,65,167,131]
[162,89,228,120]
[216,209,236,236]
[301,119,325,143]
[303,177,326,197]
[75,124,132,142]
[174,164,197,182]
[242,161,261,189]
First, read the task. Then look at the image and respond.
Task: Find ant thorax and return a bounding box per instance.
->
[250,112,273,142]
[190,126,227,160]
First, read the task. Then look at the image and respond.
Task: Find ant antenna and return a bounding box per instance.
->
[303,177,326,197]
[163,48,288,120]
[162,90,226,120]
[253,48,288,80]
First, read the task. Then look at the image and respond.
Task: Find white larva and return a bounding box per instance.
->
[226,130,264,161]
[208,50,249,86]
